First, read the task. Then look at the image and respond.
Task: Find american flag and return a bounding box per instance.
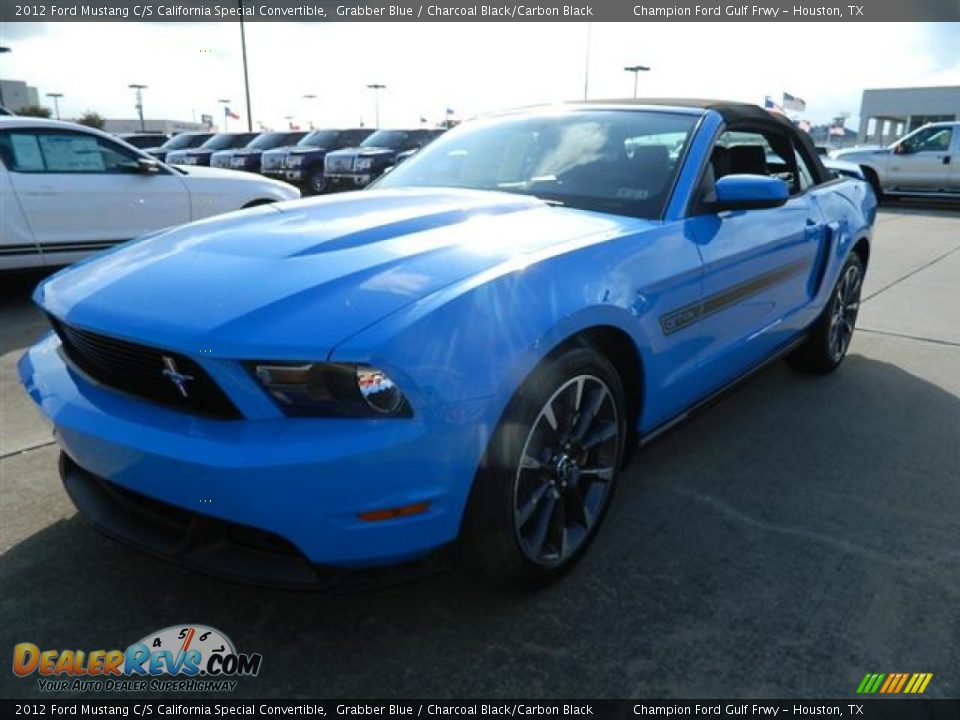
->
[445,108,455,116]
[224,106,240,120]
[764,96,784,114]
[782,92,806,112]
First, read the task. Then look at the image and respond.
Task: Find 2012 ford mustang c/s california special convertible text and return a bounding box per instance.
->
[19,100,876,587]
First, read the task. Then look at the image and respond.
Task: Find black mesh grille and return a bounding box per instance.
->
[49,316,241,419]
[326,156,354,172]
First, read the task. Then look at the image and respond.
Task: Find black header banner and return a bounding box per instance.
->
[3,0,960,22]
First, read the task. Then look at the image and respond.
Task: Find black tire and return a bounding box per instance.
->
[787,253,865,374]
[307,166,328,195]
[861,166,884,201]
[462,346,628,586]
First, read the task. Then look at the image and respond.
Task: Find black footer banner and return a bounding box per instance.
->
[4,700,960,720]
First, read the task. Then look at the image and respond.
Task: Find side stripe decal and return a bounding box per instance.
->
[660,258,809,336]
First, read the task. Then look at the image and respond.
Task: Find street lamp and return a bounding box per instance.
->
[128,84,148,132]
[238,0,253,131]
[623,65,650,99]
[46,92,63,120]
[366,84,386,128]
[303,94,317,129]
[218,98,231,131]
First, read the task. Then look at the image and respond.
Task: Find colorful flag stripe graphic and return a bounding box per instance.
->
[857,673,933,694]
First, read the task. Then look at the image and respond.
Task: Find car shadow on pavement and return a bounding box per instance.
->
[0,269,55,358]
[2,353,959,699]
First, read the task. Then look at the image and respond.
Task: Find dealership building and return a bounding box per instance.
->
[102,118,208,134]
[857,85,960,145]
[0,78,41,112]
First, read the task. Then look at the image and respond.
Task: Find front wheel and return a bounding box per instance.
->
[307,166,328,195]
[462,347,627,585]
[788,253,865,374]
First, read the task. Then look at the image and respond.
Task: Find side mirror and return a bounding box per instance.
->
[710,174,789,212]
[137,157,161,173]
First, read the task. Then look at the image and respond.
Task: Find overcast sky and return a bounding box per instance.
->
[2,22,958,130]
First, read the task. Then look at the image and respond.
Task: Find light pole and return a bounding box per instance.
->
[46,92,63,120]
[128,84,148,131]
[0,47,9,108]
[583,23,592,101]
[366,84,386,128]
[623,65,650,99]
[303,94,317,129]
[238,0,253,132]
[218,99,231,130]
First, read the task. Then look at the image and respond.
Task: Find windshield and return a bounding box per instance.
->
[200,133,256,151]
[161,133,210,150]
[377,110,698,219]
[298,130,340,147]
[361,130,409,149]
[247,132,296,150]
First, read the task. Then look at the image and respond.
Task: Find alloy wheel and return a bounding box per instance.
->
[828,263,862,362]
[513,374,620,567]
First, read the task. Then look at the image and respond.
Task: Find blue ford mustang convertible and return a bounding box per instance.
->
[19,100,876,586]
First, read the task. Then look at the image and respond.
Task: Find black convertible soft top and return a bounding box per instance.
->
[578,98,832,184]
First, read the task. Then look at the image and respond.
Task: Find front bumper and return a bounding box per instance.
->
[326,173,374,187]
[19,333,490,570]
[59,453,449,590]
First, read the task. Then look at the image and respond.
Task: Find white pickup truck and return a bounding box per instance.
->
[832,122,959,200]
[0,117,300,271]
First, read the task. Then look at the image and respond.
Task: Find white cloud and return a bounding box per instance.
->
[2,21,958,128]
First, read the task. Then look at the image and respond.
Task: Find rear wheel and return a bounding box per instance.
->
[462,347,627,585]
[788,253,864,374]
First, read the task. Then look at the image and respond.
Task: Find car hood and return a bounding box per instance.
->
[832,147,887,161]
[288,146,326,155]
[36,188,645,359]
[329,146,394,159]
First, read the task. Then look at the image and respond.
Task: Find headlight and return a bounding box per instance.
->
[356,158,374,170]
[251,362,411,418]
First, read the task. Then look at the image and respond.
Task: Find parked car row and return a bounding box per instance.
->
[142,126,447,194]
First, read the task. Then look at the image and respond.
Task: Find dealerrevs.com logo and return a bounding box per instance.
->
[12,624,262,693]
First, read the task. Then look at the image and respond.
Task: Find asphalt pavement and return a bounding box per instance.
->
[1,202,958,699]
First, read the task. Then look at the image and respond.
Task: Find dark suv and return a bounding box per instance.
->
[324,129,445,191]
[166,132,259,167]
[145,132,215,162]
[210,131,307,172]
[262,128,373,194]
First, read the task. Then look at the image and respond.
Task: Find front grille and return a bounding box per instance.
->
[49,316,241,419]
[326,156,354,173]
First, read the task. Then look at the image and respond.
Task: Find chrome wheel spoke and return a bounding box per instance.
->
[583,420,617,449]
[579,465,614,482]
[572,386,606,442]
[526,492,557,557]
[516,481,551,527]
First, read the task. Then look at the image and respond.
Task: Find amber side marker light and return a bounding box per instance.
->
[359,502,431,522]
